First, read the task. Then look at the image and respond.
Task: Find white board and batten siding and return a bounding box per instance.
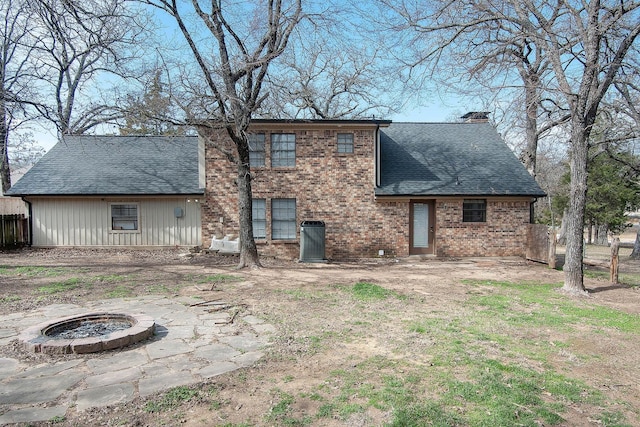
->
[29,197,201,247]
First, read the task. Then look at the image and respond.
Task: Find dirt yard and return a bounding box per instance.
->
[1,247,639,426]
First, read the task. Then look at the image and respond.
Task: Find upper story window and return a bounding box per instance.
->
[252,198,266,239]
[271,133,296,167]
[463,199,486,222]
[337,133,354,153]
[248,133,265,167]
[111,203,139,231]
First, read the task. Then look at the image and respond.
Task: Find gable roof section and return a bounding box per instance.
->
[376,122,545,197]
[7,135,203,196]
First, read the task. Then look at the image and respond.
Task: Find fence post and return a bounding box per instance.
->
[610,237,620,284]
[548,229,557,269]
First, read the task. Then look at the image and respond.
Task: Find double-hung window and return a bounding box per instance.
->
[248,133,265,167]
[272,198,296,239]
[271,134,296,167]
[111,203,139,231]
[337,133,354,153]
[462,199,486,222]
[252,198,266,239]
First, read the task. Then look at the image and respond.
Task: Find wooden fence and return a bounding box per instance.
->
[526,224,550,264]
[0,214,29,247]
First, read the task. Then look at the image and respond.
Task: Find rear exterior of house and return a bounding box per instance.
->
[6,135,204,247]
[25,197,201,246]
[8,120,544,256]
[376,122,545,257]
[201,119,545,259]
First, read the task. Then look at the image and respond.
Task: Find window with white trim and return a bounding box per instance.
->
[252,198,266,239]
[248,133,265,167]
[271,134,296,167]
[337,133,354,153]
[272,198,296,239]
[111,204,139,231]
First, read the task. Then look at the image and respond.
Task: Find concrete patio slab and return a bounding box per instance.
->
[0,296,275,425]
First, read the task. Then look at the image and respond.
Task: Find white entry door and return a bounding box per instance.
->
[410,201,434,255]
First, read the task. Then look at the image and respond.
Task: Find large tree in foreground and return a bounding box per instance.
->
[28,0,146,135]
[1,0,37,193]
[525,1,640,294]
[144,0,302,268]
[385,0,640,294]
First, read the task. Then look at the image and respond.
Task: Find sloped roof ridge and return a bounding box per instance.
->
[7,134,202,196]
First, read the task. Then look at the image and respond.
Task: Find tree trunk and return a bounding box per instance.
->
[522,75,539,179]
[595,224,608,246]
[0,98,11,194]
[235,137,261,269]
[631,226,640,259]
[557,208,568,245]
[562,123,588,295]
[548,230,557,269]
[587,220,593,244]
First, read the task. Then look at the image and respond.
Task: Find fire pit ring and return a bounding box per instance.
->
[19,312,155,354]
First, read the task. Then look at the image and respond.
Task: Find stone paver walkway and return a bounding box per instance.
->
[0,296,275,425]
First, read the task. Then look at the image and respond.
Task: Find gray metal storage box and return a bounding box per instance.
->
[299,220,326,262]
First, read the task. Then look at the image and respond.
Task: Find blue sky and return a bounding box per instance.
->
[26,0,482,153]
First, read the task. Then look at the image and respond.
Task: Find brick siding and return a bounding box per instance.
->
[435,199,530,257]
[201,125,532,260]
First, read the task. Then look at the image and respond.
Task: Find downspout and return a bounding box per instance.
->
[375,124,381,188]
[21,197,33,246]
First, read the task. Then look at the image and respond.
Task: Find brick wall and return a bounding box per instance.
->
[435,199,531,257]
[201,125,409,260]
[201,125,532,260]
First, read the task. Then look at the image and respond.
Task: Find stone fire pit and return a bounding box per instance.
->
[19,312,155,354]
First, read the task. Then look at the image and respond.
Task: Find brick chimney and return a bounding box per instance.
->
[461,112,490,123]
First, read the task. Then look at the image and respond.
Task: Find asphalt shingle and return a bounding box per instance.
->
[376,122,546,197]
[6,135,203,196]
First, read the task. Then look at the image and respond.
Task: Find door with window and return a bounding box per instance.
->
[410,201,435,255]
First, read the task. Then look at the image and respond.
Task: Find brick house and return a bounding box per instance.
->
[7,118,544,257]
[6,136,203,247]
[201,118,545,260]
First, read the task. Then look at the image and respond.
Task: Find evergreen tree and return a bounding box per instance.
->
[586,152,640,242]
[120,71,186,136]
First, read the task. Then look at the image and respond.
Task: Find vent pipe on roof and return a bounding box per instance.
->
[461,112,490,123]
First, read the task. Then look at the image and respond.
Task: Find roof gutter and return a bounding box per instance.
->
[375,124,381,187]
[6,192,206,197]
[374,193,547,200]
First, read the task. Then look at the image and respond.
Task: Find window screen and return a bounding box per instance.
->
[248,133,265,167]
[463,199,486,222]
[337,133,354,153]
[272,198,296,239]
[111,204,138,230]
[271,134,296,167]
[252,198,266,239]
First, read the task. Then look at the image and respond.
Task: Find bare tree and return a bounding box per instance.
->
[27,0,148,135]
[264,6,398,120]
[373,0,570,179]
[266,46,393,119]
[525,1,640,294]
[9,130,44,171]
[0,0,38,193]
[383,0,640,294]
[143,0,302,268]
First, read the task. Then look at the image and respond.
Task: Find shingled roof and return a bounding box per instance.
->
[376,122,545,197]
[6,135,203,196]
